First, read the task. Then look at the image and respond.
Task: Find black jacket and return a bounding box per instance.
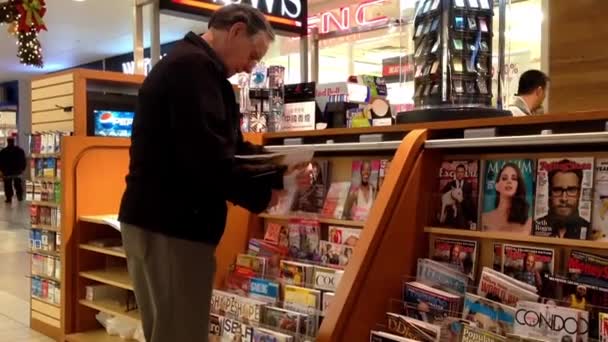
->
[119,32,283,245]
[0,144,26,177]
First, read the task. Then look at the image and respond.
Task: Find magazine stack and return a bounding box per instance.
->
[368,155,608,341]
[207,157,391,341]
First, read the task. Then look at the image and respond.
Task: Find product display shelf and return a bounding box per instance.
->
[60,136,132,341]
[258,213,365,227]
[59,111,608,341]
[425,226,608,249]
[30,200,60,208]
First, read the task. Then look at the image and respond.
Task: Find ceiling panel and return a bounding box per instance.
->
[0,0,206,82]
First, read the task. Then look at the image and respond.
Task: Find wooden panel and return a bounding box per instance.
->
[318,129,440,342]
[32,298,61,319]
[32,82,74,100]
[32,120,74,132]
[549,0,608,112]
[66,329,125,342]
[32,109,74,124]
[32,311,61,328]
[32,95,74,113]
[31,317,61,341]
[32,73,74,89]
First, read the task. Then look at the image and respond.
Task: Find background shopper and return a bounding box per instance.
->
[0,137,25,203]
[509,69,549,116]
[118,5,297,341]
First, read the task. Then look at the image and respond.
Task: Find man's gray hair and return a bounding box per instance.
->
[208,4,275,41]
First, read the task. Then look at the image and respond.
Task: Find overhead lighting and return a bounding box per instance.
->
[73,0,86,2]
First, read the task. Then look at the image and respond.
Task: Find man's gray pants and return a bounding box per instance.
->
[120,223,216,342]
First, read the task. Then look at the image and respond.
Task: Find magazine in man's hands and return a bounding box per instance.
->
[235,147,314,169]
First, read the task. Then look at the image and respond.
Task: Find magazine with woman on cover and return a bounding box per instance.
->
[481,159,535,234]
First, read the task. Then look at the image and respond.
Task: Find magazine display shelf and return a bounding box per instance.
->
[316,111,608,342]
[29,70,144,341]
[58,110,608,341]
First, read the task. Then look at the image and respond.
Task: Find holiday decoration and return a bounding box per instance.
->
[0,0,45,67]
[16,0,46,32]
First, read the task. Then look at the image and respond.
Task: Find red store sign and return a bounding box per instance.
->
[308,0,390,34]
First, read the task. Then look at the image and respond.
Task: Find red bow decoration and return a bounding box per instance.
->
[16,0,46,32]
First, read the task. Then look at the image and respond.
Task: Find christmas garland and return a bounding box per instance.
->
[0,0,46,67]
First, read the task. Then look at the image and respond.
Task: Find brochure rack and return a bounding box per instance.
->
[29,70,143,340]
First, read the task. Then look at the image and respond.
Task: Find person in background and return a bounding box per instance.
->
[117,5,308,342]
[0,137,26,203]
[509,69,549,116]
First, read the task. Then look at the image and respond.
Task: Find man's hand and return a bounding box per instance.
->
[269,189,285,208]
[284,162,314,191]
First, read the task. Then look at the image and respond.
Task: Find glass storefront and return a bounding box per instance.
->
[261,0,544,111]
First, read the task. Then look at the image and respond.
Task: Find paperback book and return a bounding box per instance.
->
[462,293,515,337]
[514,300,589,342]
[235,254,267,277]
[371,330,418,342]
[321,292,334,316]
[416,258,468,295]
[502,244,555,292]
[481,159,535,234]
[386,312,441,341]
[287,219,321,261]
[319,240,354,267]
[313,265,344,292]
[210,290,266,324]
[436,160,479,230]
[403,281,463,324]
[283,285,321,335]
[209,314,223,342]
[290,160,330,214]
[263,306,309,336]
[344,160,380,221]
[222,317,254,342]
[592,158,608,241]
[280,260,313,287]
[327,226,361,247]
[432,238,478,280]
[264,222,289,248]
[567,249,608,287]
[477,268,539,307]
[534,157,594,239]
[252,327,294,342]
[321,181,351,219]
[247,238,289,278]
[459,323,506,342]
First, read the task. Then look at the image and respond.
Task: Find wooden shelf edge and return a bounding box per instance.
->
[79,268,133,291]
[80,244,126,258]
[31,224,60,232]
[66,329,127,342]
[31,272,61,283]
[31,317,61,341]
[79,214,118,225]
[258,213,365,227]
[29,201,60,208]
[29,249,60,258]
[32,295,61,308]
[31,153,61,158]
[424,226,608,249]
[79,299,141,322]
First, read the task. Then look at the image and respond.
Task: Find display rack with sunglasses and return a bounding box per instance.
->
[413,0,494,109]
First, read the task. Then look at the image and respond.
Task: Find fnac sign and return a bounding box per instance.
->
[160,0,306,35]
[308,0,390,35]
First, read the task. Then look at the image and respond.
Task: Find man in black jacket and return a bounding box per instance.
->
[118,5,290,341]
[0,137,26,203]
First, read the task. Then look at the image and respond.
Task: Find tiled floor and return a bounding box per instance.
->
[0,200,54,341]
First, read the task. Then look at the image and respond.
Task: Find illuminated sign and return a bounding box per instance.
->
[159,0,306,35]
[308,0,389,35]
[121,54,168,76]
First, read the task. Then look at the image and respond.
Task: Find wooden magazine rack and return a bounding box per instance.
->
[58,110,608,341]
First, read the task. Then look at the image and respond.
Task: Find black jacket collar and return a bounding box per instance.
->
[184,31,227,77]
